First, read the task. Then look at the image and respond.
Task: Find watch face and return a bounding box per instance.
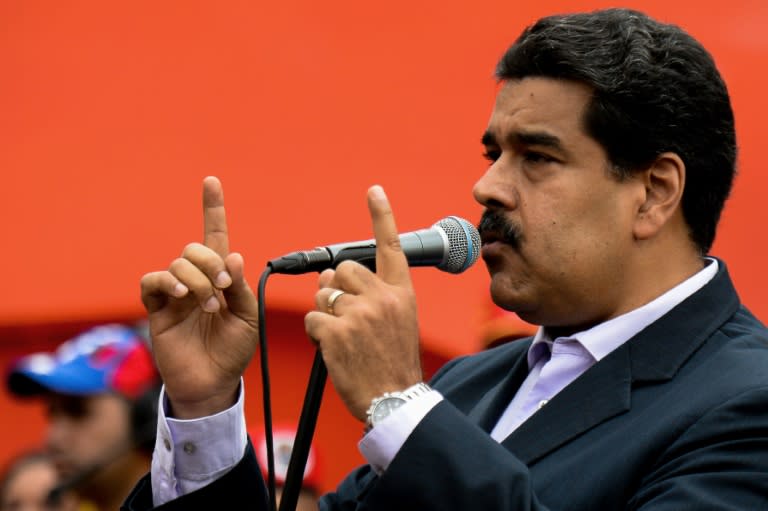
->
[372,397,407,424]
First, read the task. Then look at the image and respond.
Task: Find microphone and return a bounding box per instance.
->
[268,216,481,275]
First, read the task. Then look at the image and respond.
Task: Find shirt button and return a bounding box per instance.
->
[183,442,196,455]
[537,399,549,410]
[163,438,171,451]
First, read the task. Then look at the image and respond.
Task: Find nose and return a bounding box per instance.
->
[473,160,514,211]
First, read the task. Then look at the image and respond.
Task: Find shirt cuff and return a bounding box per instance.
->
[358,390,443,474]
[151,382,248,506]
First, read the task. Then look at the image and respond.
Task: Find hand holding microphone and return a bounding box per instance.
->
[302,185,477,422]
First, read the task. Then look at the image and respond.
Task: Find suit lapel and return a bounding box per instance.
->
[501,343,631,464]
[466,348,531,433]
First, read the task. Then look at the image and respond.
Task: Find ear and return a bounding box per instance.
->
[633,152,685,241]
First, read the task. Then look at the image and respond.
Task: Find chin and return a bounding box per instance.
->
[490,269,543,317]
[489,274,522,309]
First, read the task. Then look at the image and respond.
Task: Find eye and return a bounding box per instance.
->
[482,149,501,163]
[48,396,88,420]
[522,151,557,164]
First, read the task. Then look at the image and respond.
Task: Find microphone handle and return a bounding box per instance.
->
[269,228,448,275]
[327,228,447,270]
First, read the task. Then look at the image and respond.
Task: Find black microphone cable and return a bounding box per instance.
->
[259,264,326,511]
[257,266,278,511]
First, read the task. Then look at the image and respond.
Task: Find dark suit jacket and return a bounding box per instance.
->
[124,262,768,510]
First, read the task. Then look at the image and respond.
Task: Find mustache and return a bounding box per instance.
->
[478,210,523,249]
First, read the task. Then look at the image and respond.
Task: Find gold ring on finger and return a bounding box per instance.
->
[327,289,346,316]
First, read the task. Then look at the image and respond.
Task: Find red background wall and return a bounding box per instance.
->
[2,0,767,493]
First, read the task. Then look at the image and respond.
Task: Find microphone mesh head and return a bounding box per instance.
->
[434,216,481,274]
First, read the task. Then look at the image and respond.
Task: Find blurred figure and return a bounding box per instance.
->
[254,426,321,511]
[6,324,160,511]
[0,451,78,511]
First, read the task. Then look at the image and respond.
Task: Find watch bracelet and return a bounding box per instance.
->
[364,382,433,433]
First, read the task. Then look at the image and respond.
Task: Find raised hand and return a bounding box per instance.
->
[140,176,259,419]
[304,185,423,421]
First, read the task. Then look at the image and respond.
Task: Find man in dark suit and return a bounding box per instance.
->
[127,8,768,510]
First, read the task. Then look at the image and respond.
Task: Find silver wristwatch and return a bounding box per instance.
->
[365,382,432,432]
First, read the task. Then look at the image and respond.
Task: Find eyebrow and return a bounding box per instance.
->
[481,129,567,154]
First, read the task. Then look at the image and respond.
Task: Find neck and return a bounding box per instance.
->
[549,234,706,339]
[632,235,706,306]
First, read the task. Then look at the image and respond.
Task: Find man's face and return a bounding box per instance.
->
[44,393,133,486]
[474,78,646,332]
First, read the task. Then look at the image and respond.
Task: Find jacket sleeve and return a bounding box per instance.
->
[320,348,554,511]
[322,386,768,511]
[345,400,552,511]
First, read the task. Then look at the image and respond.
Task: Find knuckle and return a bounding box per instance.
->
[335,260,357,275]
[141,272,166,291]
[139,272,154,288]
[336,260,371,284]
[304,313,326,340]
[318,268,335,281]
[313,291,326,310]
[304,311,319,330]
[385,235,403,252]
[379,292,400,310]
[181,242,200,256]
[168,257,188,273]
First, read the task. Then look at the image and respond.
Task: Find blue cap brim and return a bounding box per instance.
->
[7,358,110,397]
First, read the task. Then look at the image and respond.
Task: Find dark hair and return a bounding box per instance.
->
[496,8,736,254]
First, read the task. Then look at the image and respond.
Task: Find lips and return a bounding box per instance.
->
[480,234,508,257]
[480,238,508,261]
[480,230,502,245]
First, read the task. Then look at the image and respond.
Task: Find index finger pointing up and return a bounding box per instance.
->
[368,185,411,286]
[202,176,229,257]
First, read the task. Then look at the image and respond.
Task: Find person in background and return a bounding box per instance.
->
[6,325,160,511]
[0,450,78,511]
[253,426,321,511]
